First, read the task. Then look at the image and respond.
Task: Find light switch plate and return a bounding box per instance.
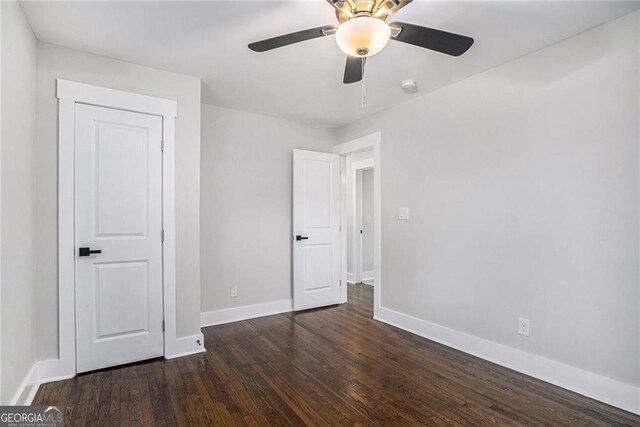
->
[398,208,410,220]
[518,318,530,337]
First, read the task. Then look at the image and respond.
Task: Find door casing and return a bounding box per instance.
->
[54,79,178,378]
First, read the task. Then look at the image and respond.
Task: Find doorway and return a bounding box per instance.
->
[347,151,375,287]
[334,133,382,318]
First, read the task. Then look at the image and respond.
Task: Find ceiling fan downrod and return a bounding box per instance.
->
[361,58,366,114]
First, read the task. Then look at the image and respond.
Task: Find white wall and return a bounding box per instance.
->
[35,43,202,360]
[1,1,37,404]
[200,104,335,312]
[336,11,639,387]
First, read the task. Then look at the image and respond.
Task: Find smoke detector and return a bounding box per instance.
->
[401,80,418,94]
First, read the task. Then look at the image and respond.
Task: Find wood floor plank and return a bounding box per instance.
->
[33,284,640,426]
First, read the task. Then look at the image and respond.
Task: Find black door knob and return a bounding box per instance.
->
[296,235,309,241]
[79,247,102,257]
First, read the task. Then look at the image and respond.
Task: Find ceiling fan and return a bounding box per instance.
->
[248,0,474,84]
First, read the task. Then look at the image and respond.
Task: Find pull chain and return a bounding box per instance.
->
[361,59,365,114]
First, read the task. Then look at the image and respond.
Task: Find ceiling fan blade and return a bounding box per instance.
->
[249,26,336,52]
[389,22,474,56]
[344,56,365,84]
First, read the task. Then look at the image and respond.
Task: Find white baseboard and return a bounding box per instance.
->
[348,271,374,285]
[361,270,375,282]
[201,299,293,327]
[8,360,76,406]
[9,364,39,405]
[36,359,75,385]
[165,333,206,359]
[7,334,206,404]
[375,307,640,415]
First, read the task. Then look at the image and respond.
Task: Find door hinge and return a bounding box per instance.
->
[340,280,342,287]
[161,140,164,152]
[162,320,165,332]
[339,225,342,231]
[161,229,165,242]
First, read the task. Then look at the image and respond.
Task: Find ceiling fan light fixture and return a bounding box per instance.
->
[335,16,391,58]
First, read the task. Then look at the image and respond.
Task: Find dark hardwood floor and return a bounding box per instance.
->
[34,284,639,426]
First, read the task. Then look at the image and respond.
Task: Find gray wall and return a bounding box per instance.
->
[1,1,37,403]
[35,43,202,360]
[200,104,335,312]
[335,12,639,386]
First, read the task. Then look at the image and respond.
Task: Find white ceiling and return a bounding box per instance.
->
[20,0,640,127]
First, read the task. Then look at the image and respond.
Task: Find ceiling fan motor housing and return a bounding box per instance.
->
[335,0,397,23]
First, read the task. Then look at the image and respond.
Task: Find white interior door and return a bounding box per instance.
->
[75,104,164,373]
[293,149,342,311]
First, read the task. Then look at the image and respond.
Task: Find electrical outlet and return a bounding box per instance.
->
[518,318,530,337]
[231,285,238,298]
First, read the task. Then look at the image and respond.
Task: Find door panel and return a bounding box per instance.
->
[75,104,164,373]
[304,244,333,291]
[293,150,341,310]
[303,160,332,228]
[94,261,149,340]
[95,124,149,236]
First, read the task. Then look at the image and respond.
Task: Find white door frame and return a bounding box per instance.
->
[334,132,382,317]
[351,160,374,285]
[53,79,178,378]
